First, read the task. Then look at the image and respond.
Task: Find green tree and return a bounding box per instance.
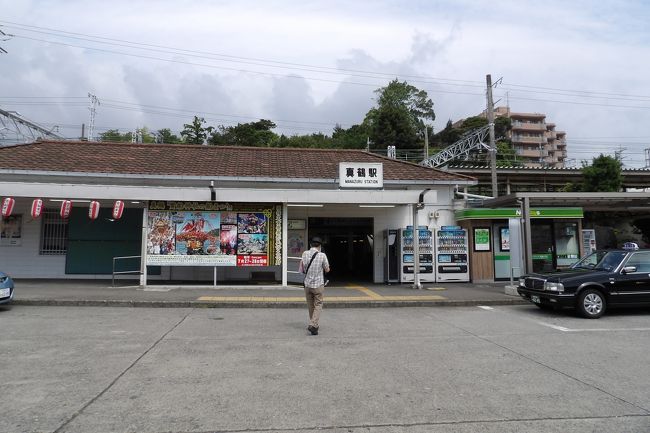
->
[331,124,369,149]
[156,128,182,144]
[99,129,129,142]
[277,133,332,148]
[364,79,435,150]
[581,154,623,192]
[181,116,214,144]
[210,119,278,147]
[136,127,155,143]
[496,141,520,166]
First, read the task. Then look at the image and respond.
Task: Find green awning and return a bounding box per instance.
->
[455,207,583,220]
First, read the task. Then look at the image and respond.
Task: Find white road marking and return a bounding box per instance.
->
[537,321,650,332]
[566,327,650,332]
[537,322,571,332]
[477,306,494,310]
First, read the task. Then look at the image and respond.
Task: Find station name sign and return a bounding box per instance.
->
[339,162,383,188]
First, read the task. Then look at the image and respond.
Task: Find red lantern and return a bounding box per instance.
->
[112,200,124,220]
[31,198,44,219]
[88,201,100,220]
[60,200,72,219]
[1,197,15,217]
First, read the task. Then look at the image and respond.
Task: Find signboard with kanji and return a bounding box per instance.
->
[338,162,383,188]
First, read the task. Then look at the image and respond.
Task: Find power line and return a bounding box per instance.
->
[7,21,650,105]
[0,20,486,87]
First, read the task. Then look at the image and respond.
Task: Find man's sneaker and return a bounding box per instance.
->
[307,325,319,335]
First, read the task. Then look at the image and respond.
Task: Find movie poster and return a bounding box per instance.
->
[145,202,278,267]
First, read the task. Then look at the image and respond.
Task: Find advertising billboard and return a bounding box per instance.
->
[145,202,280,267]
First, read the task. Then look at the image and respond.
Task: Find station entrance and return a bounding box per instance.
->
[308,217,374,283]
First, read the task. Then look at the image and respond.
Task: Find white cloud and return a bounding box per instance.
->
[1,0,649,166]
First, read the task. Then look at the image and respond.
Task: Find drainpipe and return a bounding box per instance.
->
[413,188,431,290]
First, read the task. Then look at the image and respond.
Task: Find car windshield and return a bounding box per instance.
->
[572,251,627,271]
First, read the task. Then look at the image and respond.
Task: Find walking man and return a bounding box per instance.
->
[299,237,330,335]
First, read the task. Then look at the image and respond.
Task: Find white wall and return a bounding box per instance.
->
[1,185,459,281]
[0,199,68,278]
[287,185,457,283]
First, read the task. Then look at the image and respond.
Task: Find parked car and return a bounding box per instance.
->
[0,271,14,305]
[518,247,650,318]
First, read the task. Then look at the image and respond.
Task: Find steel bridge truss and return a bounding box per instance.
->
[0,107,63,145]
[420,125,491,168]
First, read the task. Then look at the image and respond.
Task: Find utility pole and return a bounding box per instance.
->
[644,148,650,169]
[486,74,498,198]
[87,93,100,141]
[424,127,429,161]
[614,146,627,167]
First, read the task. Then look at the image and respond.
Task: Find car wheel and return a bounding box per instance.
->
[577,289,606,319]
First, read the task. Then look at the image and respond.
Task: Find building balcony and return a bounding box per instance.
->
[512,135,547,145]
[511,121,547,131]
[516,148,548,158]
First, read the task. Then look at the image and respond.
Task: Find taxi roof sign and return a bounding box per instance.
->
[623,242,640,250]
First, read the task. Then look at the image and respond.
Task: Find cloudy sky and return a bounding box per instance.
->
[1,0,650,167]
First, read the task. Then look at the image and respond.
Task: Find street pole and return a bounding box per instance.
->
[412,203,421,290]
[486,74,498,198]
[424,127,429,161]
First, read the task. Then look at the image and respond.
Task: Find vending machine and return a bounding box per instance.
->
[399,226,435,283]
[435,226,469,282]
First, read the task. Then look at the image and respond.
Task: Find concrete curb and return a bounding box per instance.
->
[11,298,528,308]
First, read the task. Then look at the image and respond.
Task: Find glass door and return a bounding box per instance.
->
[531,221,554,272]
[554,222,580,268]
[493,223,511,280]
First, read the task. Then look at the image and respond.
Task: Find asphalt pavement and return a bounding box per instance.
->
[3,305,650,432]
[11,278,526,308]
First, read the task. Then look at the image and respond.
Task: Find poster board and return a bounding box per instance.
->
[473,227,491,252]
[0,215,22,246]
[145,201,281,267]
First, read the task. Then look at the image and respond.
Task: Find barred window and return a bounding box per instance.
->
[40,209,69,255]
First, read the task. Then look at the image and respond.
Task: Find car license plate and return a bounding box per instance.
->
[531,295,540,304]
[0,288,10,298]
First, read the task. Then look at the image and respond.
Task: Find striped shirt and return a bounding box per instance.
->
[300,247,330,288]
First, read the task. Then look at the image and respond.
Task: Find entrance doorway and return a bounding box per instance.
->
[531,221,555,272]
[530,220,580,273]
[308,217,374,283]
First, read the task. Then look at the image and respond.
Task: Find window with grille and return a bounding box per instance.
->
[40,209,69,255]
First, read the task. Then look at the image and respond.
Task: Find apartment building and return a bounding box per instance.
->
[494,106,567,168]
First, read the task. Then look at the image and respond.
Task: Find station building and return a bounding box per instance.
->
[0,140,476,286]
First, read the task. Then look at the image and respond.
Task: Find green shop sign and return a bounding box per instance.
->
[455,208,583,220]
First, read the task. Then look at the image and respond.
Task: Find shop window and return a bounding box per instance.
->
[40,209,69,255]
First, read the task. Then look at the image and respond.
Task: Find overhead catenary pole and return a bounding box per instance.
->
[486,74,498,198]
[424,127,429,161]
[87,93,100,142]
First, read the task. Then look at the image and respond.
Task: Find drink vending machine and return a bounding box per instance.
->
[399,226,435,283]
[435,226,470,282]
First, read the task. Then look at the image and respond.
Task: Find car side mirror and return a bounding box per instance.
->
[622,266,637,274]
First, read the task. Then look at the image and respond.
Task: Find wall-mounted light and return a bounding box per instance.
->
[209,180,216,201]
[49,199,91,203]
[287,204,323,207]
[358,204,395,208]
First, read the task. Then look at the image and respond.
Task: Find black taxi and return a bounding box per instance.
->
[517,245,650,318]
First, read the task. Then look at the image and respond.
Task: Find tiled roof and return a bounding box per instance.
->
[0,140,475,183]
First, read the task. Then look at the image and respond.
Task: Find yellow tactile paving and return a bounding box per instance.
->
[196,284,447,303]
[346,284,384,299]
[382,295,446,301]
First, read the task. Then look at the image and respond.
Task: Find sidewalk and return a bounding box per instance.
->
[9,279,526,308]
